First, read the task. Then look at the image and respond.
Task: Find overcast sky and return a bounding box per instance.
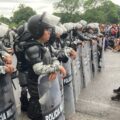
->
[0,0,119,18]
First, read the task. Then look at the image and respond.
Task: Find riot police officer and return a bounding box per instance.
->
[25,13,67,120]
[0,41,17,119]
[14,23,31,112]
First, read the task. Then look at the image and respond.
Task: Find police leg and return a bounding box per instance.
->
[27,78,43,120]
[18,71,29,112]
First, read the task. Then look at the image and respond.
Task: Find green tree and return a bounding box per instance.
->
[54,0,111,23]
[55,0,82,14]
[81,1,120,24]
[54,0,83,22]
[83,0,110,10]
[0,15,10,25]
[12,4,36,26]
[54,12,81,23]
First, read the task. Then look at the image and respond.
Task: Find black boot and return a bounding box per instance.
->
[20,88,29,112]
[27,97,43,120]
[113,87,120,94]
[111,94,120,101]
[98,66,101,72]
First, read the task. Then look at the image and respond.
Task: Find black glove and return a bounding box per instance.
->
[57,51,68,63]
[60,33,68,39]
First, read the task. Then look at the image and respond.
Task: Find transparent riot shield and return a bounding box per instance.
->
[86,41,93,80]
[38,74,65,120]
[77,45,84,89]
[62,58,75,119]
[92,41,98,76]
[101,37,105,68]
[71,46,82,103]
[0,74,17,120]
[81,42,91,87]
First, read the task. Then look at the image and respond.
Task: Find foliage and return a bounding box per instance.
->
[11,4,36,25]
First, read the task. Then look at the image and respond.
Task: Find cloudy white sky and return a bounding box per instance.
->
[0,0,119,18]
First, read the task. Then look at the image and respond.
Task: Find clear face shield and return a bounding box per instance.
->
[74,23,83,31]
[58,23,67,33]
[63,22,75,31]
[0,23,9,38]
[55,26,64,35]
[40,12,61,28]
[79,20,87,27]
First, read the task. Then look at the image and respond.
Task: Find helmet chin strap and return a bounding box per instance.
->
[37,39,46,44]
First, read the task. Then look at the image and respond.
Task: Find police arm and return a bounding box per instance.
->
[51,46,76,61]
[64,47,77,59]
[25,46,66,77]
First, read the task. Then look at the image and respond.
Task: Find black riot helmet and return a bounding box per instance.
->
[27,12,60,39]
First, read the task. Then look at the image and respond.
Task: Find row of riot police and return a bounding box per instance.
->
[0,13,105,120]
